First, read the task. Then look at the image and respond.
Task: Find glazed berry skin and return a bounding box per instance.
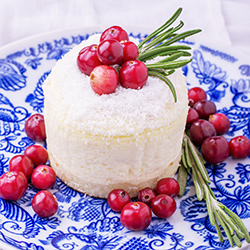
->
[24,113,46,142]
[120,201,152,231]
[120,41,139,63]
[209,113,230,135]
[151,194,176,218]
[156,178,180,197]
[97,39,124,65]
[77,44,102,76]
[0,171,28,200]
[229,136,250,159]
[189,119,217,146]
[9,155,34,179]
[32,190,58,218]
[24,145,48,166]
[90,65,119,95]
[188,87,207,106]
[100,26,129,42]
[119,60,148,89]
[138,187,157,206]
[201,136,230,164]
[107,189,131,212]
[193,100,217,119]
[31,165,57,190]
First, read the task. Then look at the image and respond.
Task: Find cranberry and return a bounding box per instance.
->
[201,136,230,164]
[32,190,58,217]
[100,26,129,42]
[77,44,102,76]
[138,187,157,206]
[229,136,250,159]
[188,87,207,106]
[119,60,148,89]
[97,39,123,65]
[186,107,199,128]
[0,171,28,200]
[151,194,176,218]
[120,41,139,63]
[107,189,131,212]
[193,100,217,119]
[9,155,34,179]
[31,165,57,190]
[209,113,230,135]
[24,145,48,166]
[90,65,119,95]
[189,119,217,146]
[24,113,46,142]
[156,178,180,197]
[120,201,152,231]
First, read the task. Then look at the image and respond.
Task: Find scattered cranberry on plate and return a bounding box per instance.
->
[0,171,28,201]
[24,145,48,166]
[24,113,46,142]
[229,135,250,159]
[32,190,58,218]
[120,201,152,231]
[138,187,157,206]
[31,165,57,190]
[107,189,131,212]
[151,194,176,219]
[9,155,34,179]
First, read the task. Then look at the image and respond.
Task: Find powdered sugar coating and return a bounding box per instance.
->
[43,34,188,137]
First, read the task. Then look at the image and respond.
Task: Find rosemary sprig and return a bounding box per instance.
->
[138,8,201,102]
[179,133,250,248]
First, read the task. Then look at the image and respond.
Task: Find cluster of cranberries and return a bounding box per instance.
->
[107,177,180,231]
[77,25,148,95]
[0,113,58,218]
[187,87,250,164]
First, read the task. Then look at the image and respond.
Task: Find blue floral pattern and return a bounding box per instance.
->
[0,29,249,249]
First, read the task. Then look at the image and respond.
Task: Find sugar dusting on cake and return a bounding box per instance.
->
[43,34,188,137]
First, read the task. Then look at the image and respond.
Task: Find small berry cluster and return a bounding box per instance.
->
[187,87,250,164]
[77,26,148,95]
[107,178,179,231]
[0,113,58,218]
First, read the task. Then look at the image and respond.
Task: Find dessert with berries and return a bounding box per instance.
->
[43,9,201,198]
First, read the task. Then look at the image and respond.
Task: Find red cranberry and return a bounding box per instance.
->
[138,187,157,206]
[77,44,102,76]
[186,107,199,128]
[229,136,250,159]
[189,119,217,146]
[0,171,28,200]
[209,113,230,135]
[31,165,57,190]
[24,145,48,166]
[155,178,180,197]
[24,113,46,142]
[151,194,176,218]
[201,136,230,164]
[120,201,152,231]
[107,189,131,212]
[100,26,129,42]
[9,155,34,179]
[188,87,207,106]
[97,39,123,65]
[193,100,217,119]
[32,190,58,217]
[90,65,119,95]
[119,60,148,89]
[120,41,139,63]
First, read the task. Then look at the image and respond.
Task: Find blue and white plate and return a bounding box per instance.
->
[0,27,249,250]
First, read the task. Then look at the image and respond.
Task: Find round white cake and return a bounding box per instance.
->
[43,34,189,198]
